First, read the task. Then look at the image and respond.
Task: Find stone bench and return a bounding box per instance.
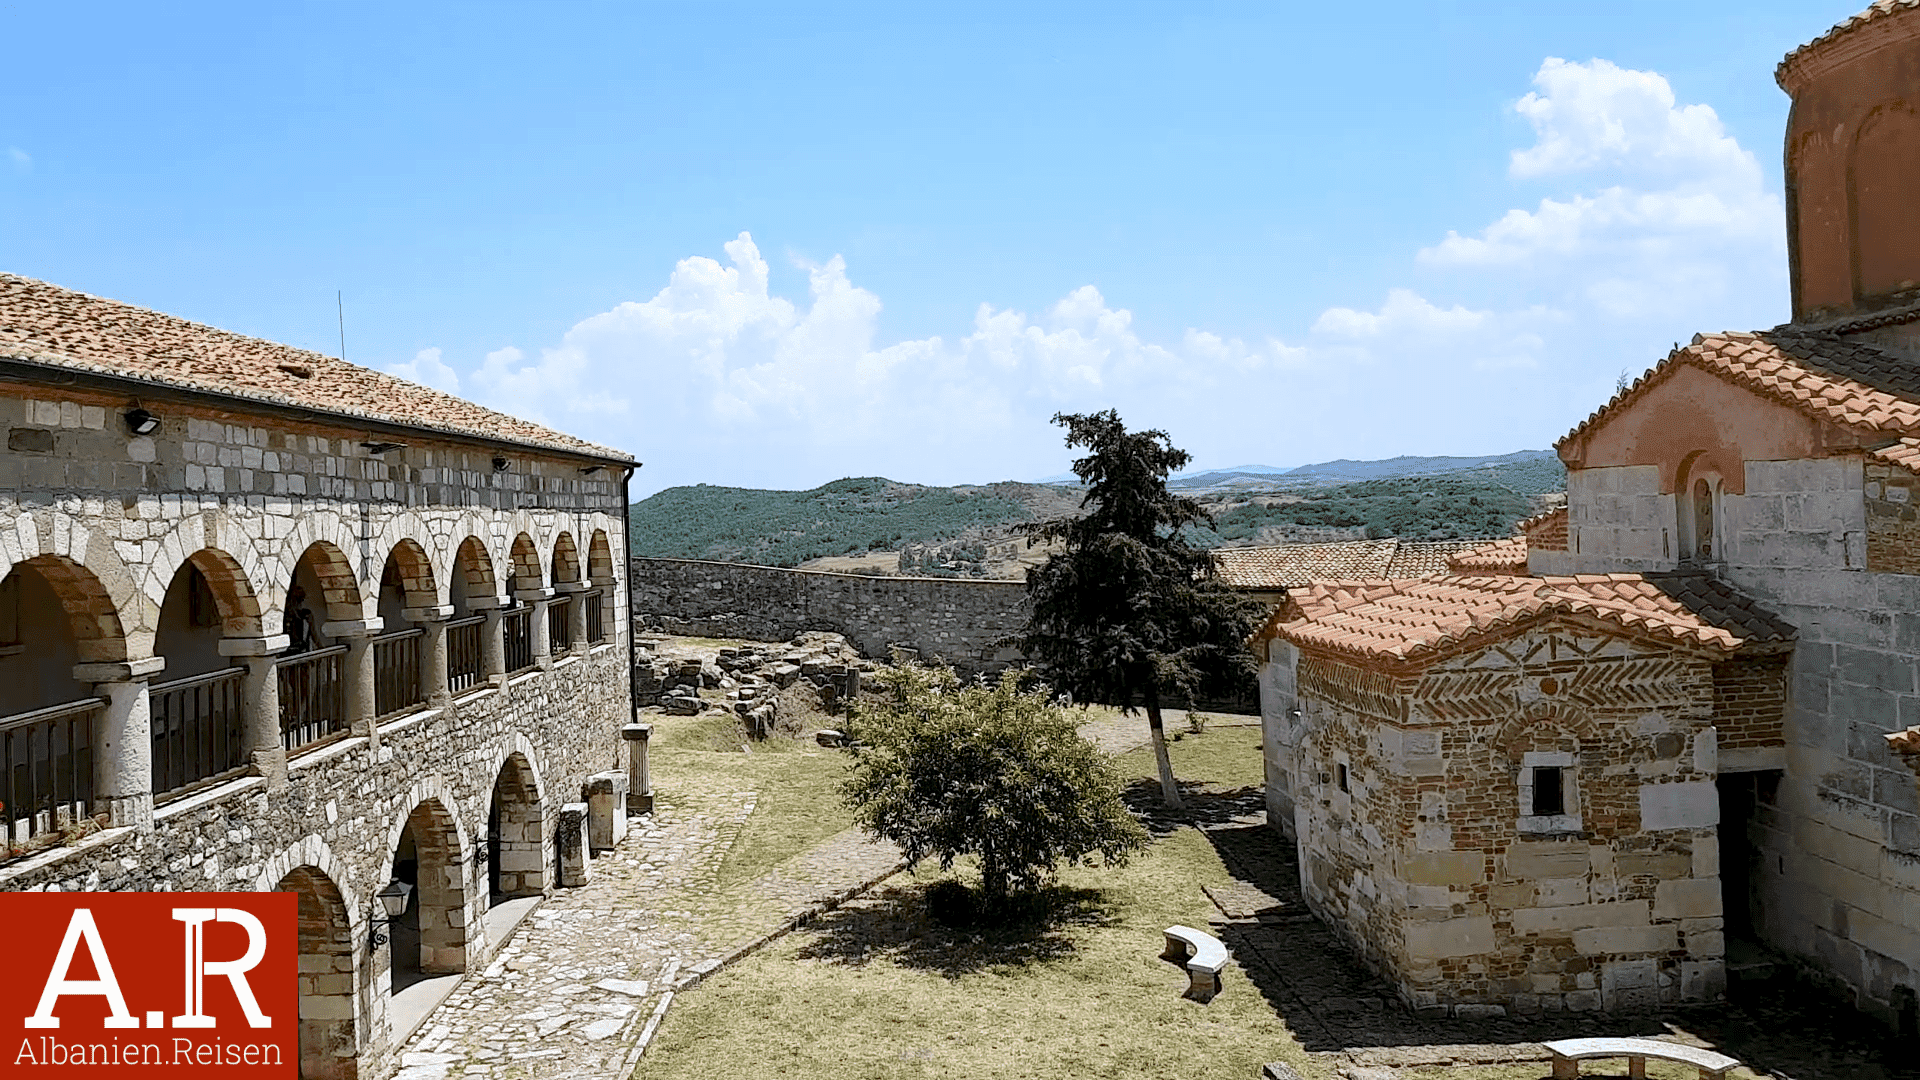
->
[1544,1037,1740,1080]
[1160,925,1229,1002]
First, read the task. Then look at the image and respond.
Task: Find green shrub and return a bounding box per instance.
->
[841,664,1148,906]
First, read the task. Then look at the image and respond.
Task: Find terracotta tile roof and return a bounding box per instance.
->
[1213,539,1399,589]
[1260,571,1791,669]
[1779,1,1920,93]
[1868,437,1920,472]
[0,273,631,462]
[1890,726,1920,760]
[1212,538,1491,590]
[1385,540,1488,577]
[1446,537,1528,575]
[1559,330,1920,458]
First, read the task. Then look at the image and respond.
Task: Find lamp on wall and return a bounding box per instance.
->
[367,879,413,949]
[123,408,161,436]
[578,465,603,475]
[360,441,406,455]
[492,456,510,472]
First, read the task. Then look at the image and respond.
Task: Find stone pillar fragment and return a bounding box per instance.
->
[557,803,592,887]
[565,584,592,653]
[585,772,629,852]
[75,657,166,831]
[622,722,653,814]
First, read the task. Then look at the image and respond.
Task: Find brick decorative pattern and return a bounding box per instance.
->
[1710,654,1789,750]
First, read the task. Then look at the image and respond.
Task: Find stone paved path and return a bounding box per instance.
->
[387,710,1195,1080]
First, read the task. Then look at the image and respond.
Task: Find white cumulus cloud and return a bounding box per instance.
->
[386,346,461,394]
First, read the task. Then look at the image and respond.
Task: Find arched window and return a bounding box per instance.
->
[1852,105,1920,298]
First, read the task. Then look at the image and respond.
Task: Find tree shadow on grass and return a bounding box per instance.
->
[1121,777,1267,837]
[793,881,1120,979]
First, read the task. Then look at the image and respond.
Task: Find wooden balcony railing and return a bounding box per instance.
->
[585,589,605,644]
[549,595,573,654]
[2,697,101,854]
[447,615,485,694]
[278,645,348,751]
[151,669,247,798]
[373,628,425,718]
[503,607,534,675]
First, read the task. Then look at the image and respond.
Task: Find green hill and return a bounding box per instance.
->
[627,477,1054,568]
[628,457,1567,569]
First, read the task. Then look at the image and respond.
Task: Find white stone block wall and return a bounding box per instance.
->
[1565,465,1678,573]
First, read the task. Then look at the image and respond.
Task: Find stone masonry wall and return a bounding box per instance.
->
[629,557,1027,674]
[1716,456,1920,1027]
[0,645,630,1080]
[1290,630,1728,1017]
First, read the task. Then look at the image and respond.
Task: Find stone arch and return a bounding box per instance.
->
[277,865,361,1080]
[586,529,615,585]
[550,532,580,586]
[0,509,141,659]
[448,536,498,615]
[258,836,372,1079]
[142,514,272,628]
[383,778,476,984]
[369,512,444,607]
[3,553,130,666]
[508,533,543,594]
[488,748,546,901]
[377,539,436,627]
[277,515,369,622]
[287,541,364,628]
[1492,701,1601,759]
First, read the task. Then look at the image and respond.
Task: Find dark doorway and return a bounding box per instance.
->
[1718,770,1782,945]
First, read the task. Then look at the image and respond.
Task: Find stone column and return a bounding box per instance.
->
[559,582,592,653]
[471,596,508,687]
[622,722,653,814]
[323,618,383,743]
[74,657,166,832]
[407,605,455,706]
[517,587,554,670]
[219,634,291,790]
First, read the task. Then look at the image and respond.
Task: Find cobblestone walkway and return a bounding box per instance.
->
[388,710,1201,1080]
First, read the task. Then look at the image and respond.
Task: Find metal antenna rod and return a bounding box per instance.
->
[337,290,347,362]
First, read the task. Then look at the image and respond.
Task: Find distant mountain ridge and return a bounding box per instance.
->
[635,450,1565,570]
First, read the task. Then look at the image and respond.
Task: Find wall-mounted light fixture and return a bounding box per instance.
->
[360,441,406,455]
[578,465,603,475]
[492,457,510,472]
[123,408,161,436]
[367,879,413,950]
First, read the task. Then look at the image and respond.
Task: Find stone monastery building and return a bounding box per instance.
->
[1256,1,1920,1029]
[0,272,637,1078]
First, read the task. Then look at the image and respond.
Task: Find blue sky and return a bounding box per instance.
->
[0,1,1864,495]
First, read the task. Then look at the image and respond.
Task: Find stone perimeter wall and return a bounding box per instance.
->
[629,557,1028,674]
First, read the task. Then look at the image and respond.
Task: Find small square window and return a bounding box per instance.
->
[1531,766,1565,816]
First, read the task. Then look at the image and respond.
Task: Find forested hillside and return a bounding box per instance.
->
[628,455,1567,571]
[627,477,1071,568]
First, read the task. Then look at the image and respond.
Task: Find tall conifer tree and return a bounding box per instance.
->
[1020,410,1265,808]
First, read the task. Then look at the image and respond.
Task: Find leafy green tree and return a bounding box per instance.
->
[841,663,1148,906]
[1019,410,1265,808]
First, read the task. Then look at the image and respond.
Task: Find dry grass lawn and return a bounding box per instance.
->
[633,725,1321,1080]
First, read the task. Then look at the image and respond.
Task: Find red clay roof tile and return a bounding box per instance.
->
[0,273,631,462]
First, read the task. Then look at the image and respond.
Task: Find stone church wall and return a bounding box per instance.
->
[629,557,1027,674]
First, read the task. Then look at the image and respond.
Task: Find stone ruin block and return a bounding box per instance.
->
[585,772,629,853]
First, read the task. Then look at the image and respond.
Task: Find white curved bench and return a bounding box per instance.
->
[1160,925,1229,1002]
[1544,1037,1740,1080]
